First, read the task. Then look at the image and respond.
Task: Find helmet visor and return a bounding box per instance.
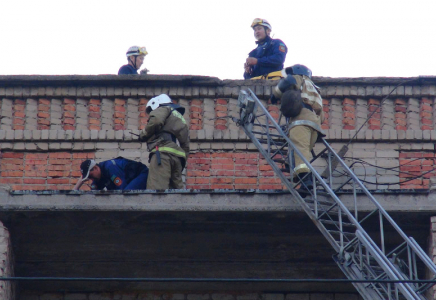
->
[138,47,148,56]
[251,18,263,28]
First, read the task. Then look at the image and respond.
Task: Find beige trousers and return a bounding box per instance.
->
[288,125,318,175]
[147,152,184,189]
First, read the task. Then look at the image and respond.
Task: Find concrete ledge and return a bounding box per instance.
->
[2,189,435,213]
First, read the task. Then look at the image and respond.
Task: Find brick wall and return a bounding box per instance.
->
[19,292,362,300]
[0,76,435,191]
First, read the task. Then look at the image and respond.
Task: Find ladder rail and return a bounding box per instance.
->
[236,89,435,299]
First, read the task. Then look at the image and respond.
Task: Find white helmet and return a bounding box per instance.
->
[126,46,148,57]
[146,94,172,114]
[251,18,272,31]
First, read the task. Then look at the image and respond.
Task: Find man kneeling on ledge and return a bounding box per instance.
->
[73,157,149,191]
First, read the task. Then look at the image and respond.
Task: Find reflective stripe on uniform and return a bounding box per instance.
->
[171,110,186,124]
[152,147,186,158]
[294,163,310,173]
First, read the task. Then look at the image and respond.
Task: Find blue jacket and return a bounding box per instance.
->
[91,157,148,190]
[118,64,138,75]
[244,36,288,79]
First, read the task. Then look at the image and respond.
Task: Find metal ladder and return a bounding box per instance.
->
[235,89,436,300]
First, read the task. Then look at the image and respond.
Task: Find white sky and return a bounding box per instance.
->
[1,0,435,79]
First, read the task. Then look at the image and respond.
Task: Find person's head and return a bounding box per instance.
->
[80,160,101,181]
[126,46,148,70]
[146,94,172,114]
[251,18,272,41]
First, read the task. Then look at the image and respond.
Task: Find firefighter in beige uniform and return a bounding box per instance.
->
[140,94,189,189]
[271,64,325,192]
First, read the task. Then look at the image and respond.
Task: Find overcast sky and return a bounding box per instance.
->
[1,0,435,79]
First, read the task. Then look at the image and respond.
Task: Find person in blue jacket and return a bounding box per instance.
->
[118,46,148,75]
[73,157,149,191]
[244,19,288,79]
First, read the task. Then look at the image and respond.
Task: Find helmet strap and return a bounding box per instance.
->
[128,56,138,69]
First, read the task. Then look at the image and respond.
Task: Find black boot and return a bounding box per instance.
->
[295,172,313,196]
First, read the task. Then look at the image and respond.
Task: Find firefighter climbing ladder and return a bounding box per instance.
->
[235,89,436,300]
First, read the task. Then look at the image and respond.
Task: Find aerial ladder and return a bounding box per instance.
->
[235,88,436,300]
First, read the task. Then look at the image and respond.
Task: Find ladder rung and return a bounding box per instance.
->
[319,219,355,227]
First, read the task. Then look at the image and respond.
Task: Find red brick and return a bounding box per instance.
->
[267,106,279,112]
[395,112,406,119]
[321,124,329,130]
[368,106,381,113]
[395,98,406,105]
[64,105,76,111]
[343,98,355,105]
[400,159,422,166]
[89,119,100,125]
[343,112,354,119]
[234,178,257,184]
[215,106,227,112]
[234,171,258,177]
[259,184,283,190]
[368,119,381,126]
[14,111,25,118]
[342,119,355,126]
[47,179,70,184]
[190,119,201,124]
[63,118,75,125]
[189,125,201,130]
[38,105,50,112]
[210,184,233,189]
[395,106,407,113]
[368,99,380,105]
[139,99,148,105]
[1,164,24,170]
[421,125,433,130]
[114,119,125,125]
[87,112,100,119]
[63,125,76,130]
[421,104,432,111]
[26,153,48,159]
[191,99,202,106]
[0,178,23,184]
[23,179,46,184]
[216,99,227,105]
[38,119,50,125]
[343,105,355,112]
[210,170,234,176]
[368,125,381,130]
[14,105,25,111]
[234,184,257,189]
[420,111,432,118]
[63,111,75,118]
[421,119,432,125]
[38,99,50,105]
[259,165,272,171]
[2,153,24,158]
[63,98,76,104]
[322,99,329,105]
[114,98,125,105]
[1,171,23,177]
[343,125,355,130]
[48,171,70,177]
[215,119,227,126]
[89,106,100,112]
[14,99,26,105]
[190,106,202,113]
[395,119,407,126]
[259,178,282,184]
[211,164,233,170]
[89,99,101,105]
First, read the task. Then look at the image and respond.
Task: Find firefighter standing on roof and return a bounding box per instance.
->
[271,65,325,193]
[244,18,288,80]
[118,46,149,75]
[140,94,189,189]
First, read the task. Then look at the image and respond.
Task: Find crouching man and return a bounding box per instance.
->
[140,94,189,190]
[271,64,325,194]
[73,157,149,191]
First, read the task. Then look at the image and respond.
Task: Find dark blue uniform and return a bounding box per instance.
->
[244,36,288,79]
[118,64,138,75]
[91,157,148,190]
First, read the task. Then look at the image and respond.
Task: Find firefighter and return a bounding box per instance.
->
[118,46,148,75]
[73,157,149,191]
[140,94,189,189]
[271,64,325,194]
[244,18,288,80]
